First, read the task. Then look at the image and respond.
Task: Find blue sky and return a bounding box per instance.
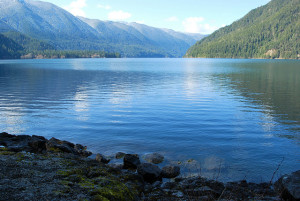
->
[42,0,270,34]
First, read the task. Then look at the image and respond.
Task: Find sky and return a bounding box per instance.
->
[42,0,271,34]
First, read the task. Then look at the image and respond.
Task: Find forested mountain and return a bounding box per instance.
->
[185,0,300,59]
[79,17,205,57]
[0,0,204,58]
[2,31,54,51]
[0,34,24,59]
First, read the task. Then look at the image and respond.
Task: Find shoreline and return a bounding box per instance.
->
[1,57,300,60]
[0,132,299,200]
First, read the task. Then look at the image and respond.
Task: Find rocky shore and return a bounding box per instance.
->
[0,132,299,201]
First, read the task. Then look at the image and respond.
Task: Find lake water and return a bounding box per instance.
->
[0,58,299,182]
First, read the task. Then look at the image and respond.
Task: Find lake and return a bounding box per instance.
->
[0,58,299,182]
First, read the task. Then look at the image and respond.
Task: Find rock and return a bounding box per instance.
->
[161,165,180,178]
[144,153,164,164]
[239,180,248,187]
[46,137,74,154]
[116,152,126,159]
[0,132,92,157]
[137,163,162,183]
[275,170,300,201]
[108,163,123,170]
[152,181,162,188]
[28,135,47,153]
[74,144,92,156]
[0,132,47,153]
[46,137,91,157]
[123,154,141,169]
[185,186,219,197]
[0,133,30,152]
[172,191,184,198]
[161,181,177,189]
[95,154,110,164]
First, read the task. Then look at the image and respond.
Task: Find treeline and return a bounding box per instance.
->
[20,50,121,59]
[0,32,121,59]
[185,0,300,59]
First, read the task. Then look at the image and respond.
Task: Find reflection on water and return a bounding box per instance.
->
[0,58,299,182]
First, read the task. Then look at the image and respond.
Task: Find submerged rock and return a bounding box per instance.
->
[161,165,180,178]
[275,170,300,201]
[95,153,110,164]
[123,154,141,169]
[137,163,162,183]
[144,153,164,164]
[115,152,126,159]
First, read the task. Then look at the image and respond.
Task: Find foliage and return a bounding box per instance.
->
[3,31,54,51]
[185,0,300,59]
[0,34,23,59]
[0,32,121,59]
[20,50,121,59]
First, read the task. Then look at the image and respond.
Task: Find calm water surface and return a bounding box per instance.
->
[0,58,299,182]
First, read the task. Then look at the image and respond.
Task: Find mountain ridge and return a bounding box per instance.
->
[0,0,205,58]
[185,0,300,59]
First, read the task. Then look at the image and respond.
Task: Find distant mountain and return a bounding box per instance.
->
[0,20,15,32]
[0,0,205,58]
[185,0,300,59]
[79,17,206,57]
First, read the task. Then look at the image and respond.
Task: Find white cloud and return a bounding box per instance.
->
[165,16,179,22]
[64,0,87,17]
[108,10,132,21]
[182,17,219,34]
[97,4,111,10]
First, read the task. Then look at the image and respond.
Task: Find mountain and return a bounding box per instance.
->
[2,31,54,51]
[185,0,300,59]
[0,33,24,59]
[0,0,205,58]
[79,17,206,57]
[0,0,102,50]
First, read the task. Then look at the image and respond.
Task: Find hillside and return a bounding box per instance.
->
[79,17,205,57]
[3,31,54,51]
[0,33,23,59]
[0,0,204,58]
[185,0,300,59]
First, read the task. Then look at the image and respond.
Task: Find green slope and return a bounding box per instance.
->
[0,32,121,59]
[3,31,54,51]
[185,0,300,59]
[0,33,24,59]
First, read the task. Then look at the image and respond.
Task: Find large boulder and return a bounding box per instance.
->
[144,153,164,164]
[275,170,300,201]
[0,132,92,157]
[46,137,75,154]
[28,135,47,153]
[123,154,141,169]
[161,165,181,178]
[0,132,47,153]
[46,137,92,157]
[137,163,162,183]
